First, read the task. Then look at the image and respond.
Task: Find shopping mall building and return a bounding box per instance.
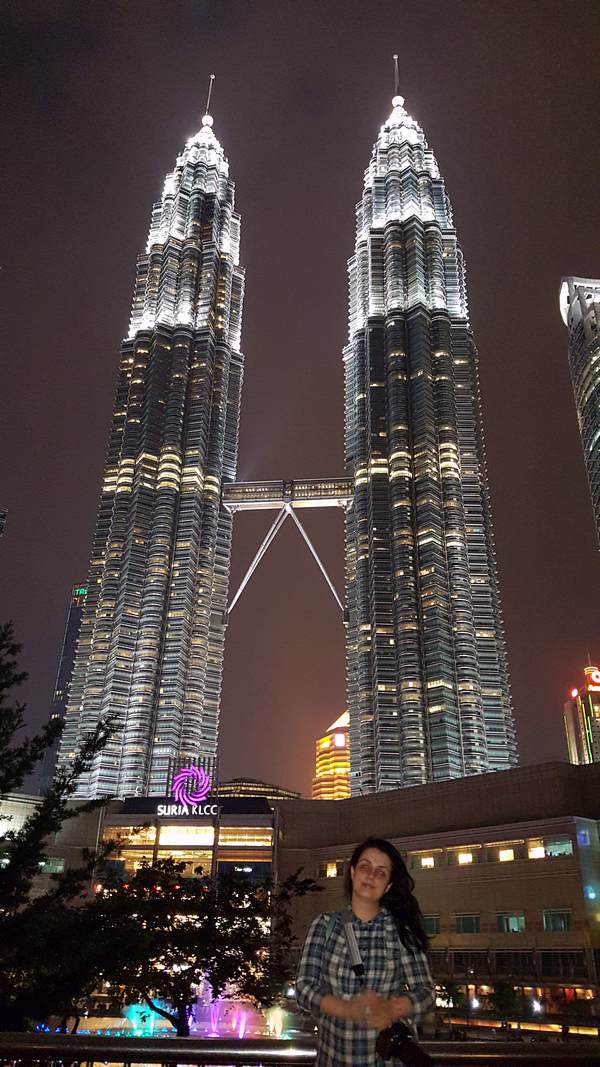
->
[3,760,600,1015]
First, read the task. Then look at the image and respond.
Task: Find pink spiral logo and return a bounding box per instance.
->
[171,766,212,805]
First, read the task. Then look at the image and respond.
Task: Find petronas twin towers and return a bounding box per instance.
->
[58,83,516,798]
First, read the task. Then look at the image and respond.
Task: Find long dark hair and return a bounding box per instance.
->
[344,836,429,954]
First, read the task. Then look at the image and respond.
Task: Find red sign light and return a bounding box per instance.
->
[570,688,579,699]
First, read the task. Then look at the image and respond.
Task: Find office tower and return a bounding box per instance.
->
[560,278,600,545]
[39,584,87,790]
[58,102,245,797]
[564,665,600,765]
[344,90,516,793]
[312,711,350,800]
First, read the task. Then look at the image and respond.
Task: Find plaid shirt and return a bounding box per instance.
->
[296,908,434,1066]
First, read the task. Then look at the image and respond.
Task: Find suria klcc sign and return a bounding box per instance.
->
[156,767,219,816]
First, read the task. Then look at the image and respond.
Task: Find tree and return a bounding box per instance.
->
[0,621,62,796]
[93,859,320,1036]
[0,879,113,1032]
[0,621,115,1029]
[489,980,521,1020]
[437,979,466,1011]
[239,870,322,1008]
[0,719,114,912]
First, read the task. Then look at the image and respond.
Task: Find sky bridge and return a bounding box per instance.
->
[222,478,353,512]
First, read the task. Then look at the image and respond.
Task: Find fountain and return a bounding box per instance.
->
[265,1005,285,1038]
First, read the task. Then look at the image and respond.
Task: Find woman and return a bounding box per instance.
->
[296,836,434,1065]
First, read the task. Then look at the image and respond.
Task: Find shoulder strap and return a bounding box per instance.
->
[340,908,365,981]
[323,912,336,945]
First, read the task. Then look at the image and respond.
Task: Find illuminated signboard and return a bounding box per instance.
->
[156,766,218,817]
[172,765,211,804]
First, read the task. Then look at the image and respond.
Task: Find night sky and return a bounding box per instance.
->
[2,1,599,797]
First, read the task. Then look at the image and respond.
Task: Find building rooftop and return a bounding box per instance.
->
[277,761,600,848]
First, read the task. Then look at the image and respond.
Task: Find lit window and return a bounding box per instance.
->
[318,860,344,879]
[545,838,573,858]
[458,852,473,865]
[218,827,273,847]
[39,857,65,875]
[421,856,435,869]
[499,848,514,862]
[102,825,157,846]
[497,913,525,933]
[456,914,480,934]
[528,839,545,860]
[159,825,214,847]
[543,910,571,932]
[334,733,346,748]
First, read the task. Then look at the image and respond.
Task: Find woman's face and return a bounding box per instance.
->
[350,846,392,904]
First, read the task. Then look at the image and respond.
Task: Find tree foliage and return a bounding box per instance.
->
[0,718,114,911]
[92,859,319,1036]
[0,621,114,1029]
[0,621,62,797]
[489,980,522,1019]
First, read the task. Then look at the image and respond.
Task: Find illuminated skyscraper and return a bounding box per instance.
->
[312,711,351,800]
[560,277,600,546]
[58,98,245,797]
[344,86,516,793]
[0,508,7,540]
[40,583,87,791]
[564,665,600,765]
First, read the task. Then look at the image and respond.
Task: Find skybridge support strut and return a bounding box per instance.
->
[226,503,345,619]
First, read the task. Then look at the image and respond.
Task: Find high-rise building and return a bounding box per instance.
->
[344,90,516,793]
[39,583,87,791]
[560,277,600,545]
[312,711,350,800]
[564,665,600,765]
[0,508,7,540]
[58,102,245,797]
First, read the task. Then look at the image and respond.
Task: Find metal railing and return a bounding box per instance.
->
[2,1033,600,1066]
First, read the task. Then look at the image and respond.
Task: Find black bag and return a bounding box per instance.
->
[376,1020,434,1065]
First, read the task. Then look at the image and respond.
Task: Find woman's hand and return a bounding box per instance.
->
[389,994,413,1020]
[349,990,394,1030]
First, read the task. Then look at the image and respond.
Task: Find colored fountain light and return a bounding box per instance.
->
[266,1005,285,1038]
[208,1000,220,1037]
[172,766,212,805]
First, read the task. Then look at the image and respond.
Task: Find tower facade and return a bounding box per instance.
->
[560,277,600,546]
[40,583,87,791]
[58,110,245,797]
[564,665,600,765]
[312,711,350,800]
[344,94,516,793]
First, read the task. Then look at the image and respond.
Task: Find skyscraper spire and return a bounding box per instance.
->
[343,88,516,793]
[203,72,215,124]
[392,52,400,100]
